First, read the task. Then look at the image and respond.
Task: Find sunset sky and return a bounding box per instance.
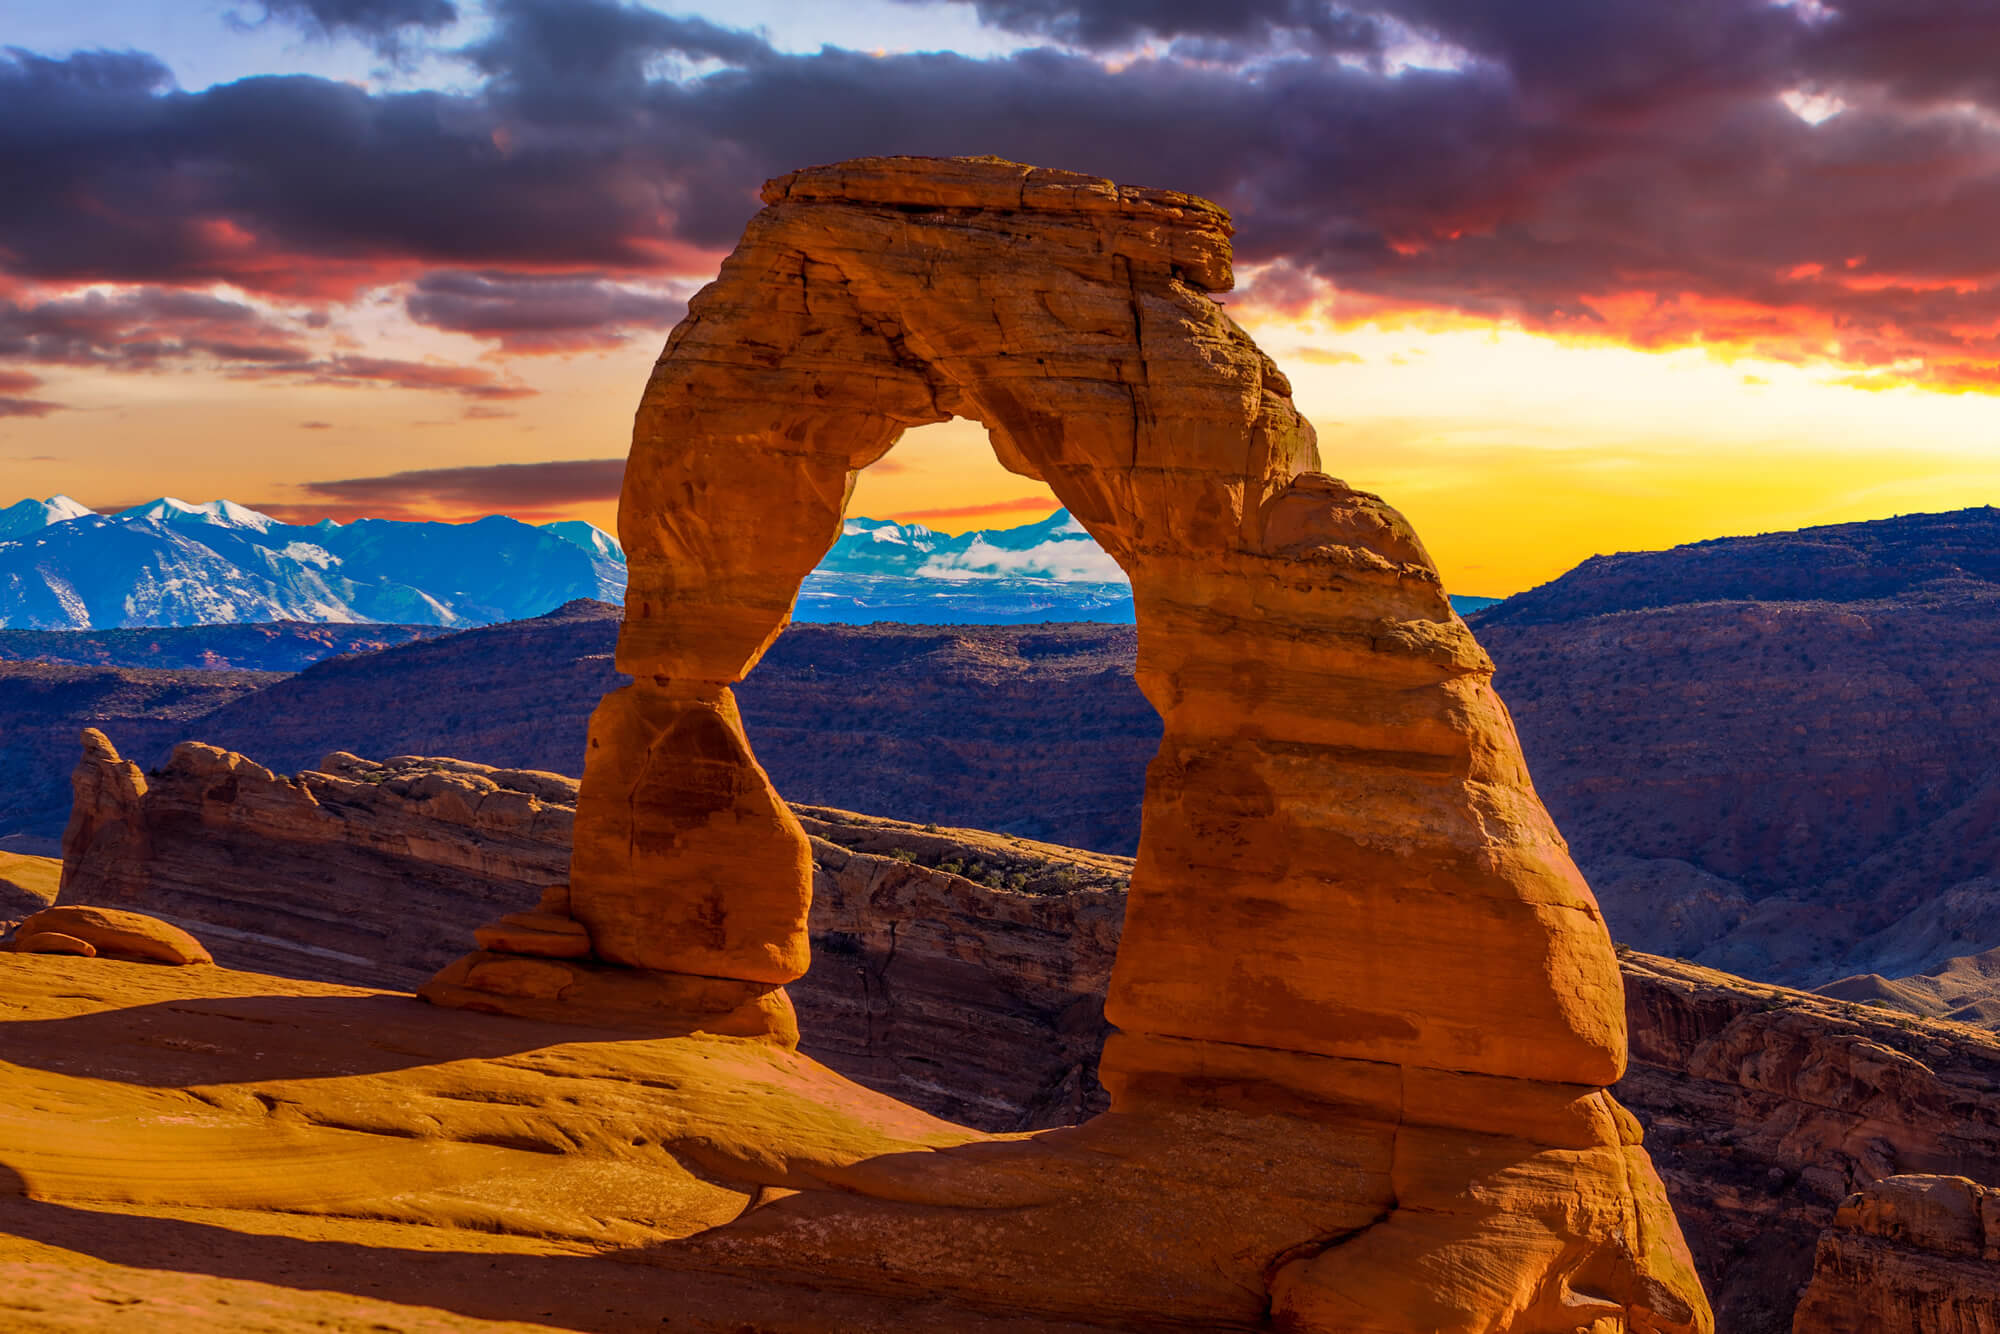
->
[5,0,2000,595]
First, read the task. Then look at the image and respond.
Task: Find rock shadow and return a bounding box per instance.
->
[0,991,650,1086]
[0,1162,1115,1333]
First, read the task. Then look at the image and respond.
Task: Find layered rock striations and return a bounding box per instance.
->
[412,155,1708,1331]
[1620,956,2000,1333]
[59,731,575,990]
[1792,1175,2000,1333]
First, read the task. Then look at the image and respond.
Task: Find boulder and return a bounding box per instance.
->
[1793,1175,2000,1332]
[16,905,210,965]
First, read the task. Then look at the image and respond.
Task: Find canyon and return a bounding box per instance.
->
[8,509,2000,1013]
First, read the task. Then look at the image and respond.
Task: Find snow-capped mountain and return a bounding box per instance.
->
[801,509,1137,623]
[0,497,626,629]
[118,497,280,534]
[540,520,624,562]
[0,495,95,541]
[0,500,1491,629]
[801,509,1494,623]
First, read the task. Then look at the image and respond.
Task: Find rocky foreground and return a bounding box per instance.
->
[33,735,2000,1331]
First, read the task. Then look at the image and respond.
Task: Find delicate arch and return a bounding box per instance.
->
[418,156,1711,1333]
[553,155,1623,1094]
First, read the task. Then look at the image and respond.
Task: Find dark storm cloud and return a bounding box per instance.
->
[245,0,460,56]
[0,45,713,296]
[0,287,533,398]
[905,0,1385,57]
[466,0,774,101]
[297,457,625,513]
[0,289,311,367]
[8,0,2000,384]
[405,271,686,351]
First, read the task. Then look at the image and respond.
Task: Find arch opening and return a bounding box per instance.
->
[721,418,1157,1129]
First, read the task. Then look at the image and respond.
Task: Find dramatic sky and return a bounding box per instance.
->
[6,0,2000,594]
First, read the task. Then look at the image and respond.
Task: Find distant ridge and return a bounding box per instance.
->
[0,498,1495,628]
[1473,505,2000,628]
[0,496,624,630]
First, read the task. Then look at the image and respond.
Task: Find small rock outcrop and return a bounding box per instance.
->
[1621,956,2000,1332]
[8,904,209,964]
[1792,1176,2000,1333]
[421,155,1708,1331]
[58,732,576,989]
[11,929,95,957]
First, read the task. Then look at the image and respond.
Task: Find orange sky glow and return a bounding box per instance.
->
[5,285,1996,598]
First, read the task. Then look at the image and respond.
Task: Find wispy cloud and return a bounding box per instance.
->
[279,456,624,521]
[888,495,1058,521]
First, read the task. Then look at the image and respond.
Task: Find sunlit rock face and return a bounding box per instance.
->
[424,155,1712,1332]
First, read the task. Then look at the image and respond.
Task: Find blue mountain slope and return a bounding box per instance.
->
[0,499,1491,628]
[0,498,623,629]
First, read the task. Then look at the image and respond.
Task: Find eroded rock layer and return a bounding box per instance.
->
[59,731,575,990]
[1792,1176,2000,1333]
[419,154,1709,1331]
[1621,956,2000,1333]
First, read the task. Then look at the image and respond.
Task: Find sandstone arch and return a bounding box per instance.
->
[425,156,1711,1332]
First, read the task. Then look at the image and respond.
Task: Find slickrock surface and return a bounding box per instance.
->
[0,955,1126,1334]
[1791,1176,2000,1333]
[457,154,1709,1331]
[0,850,58,920]
[55,734,2000,1328]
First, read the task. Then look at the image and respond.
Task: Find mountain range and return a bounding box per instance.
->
[0,496,625,629]
[0,498,1496,629]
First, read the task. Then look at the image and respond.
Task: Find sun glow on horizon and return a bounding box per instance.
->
[8,299,2000,599]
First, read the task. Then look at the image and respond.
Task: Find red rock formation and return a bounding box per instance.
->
[421,155,1707,1331]
[58,735,577,989]
[1792,1175,2000,1333]
[56,734,1129,1128]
